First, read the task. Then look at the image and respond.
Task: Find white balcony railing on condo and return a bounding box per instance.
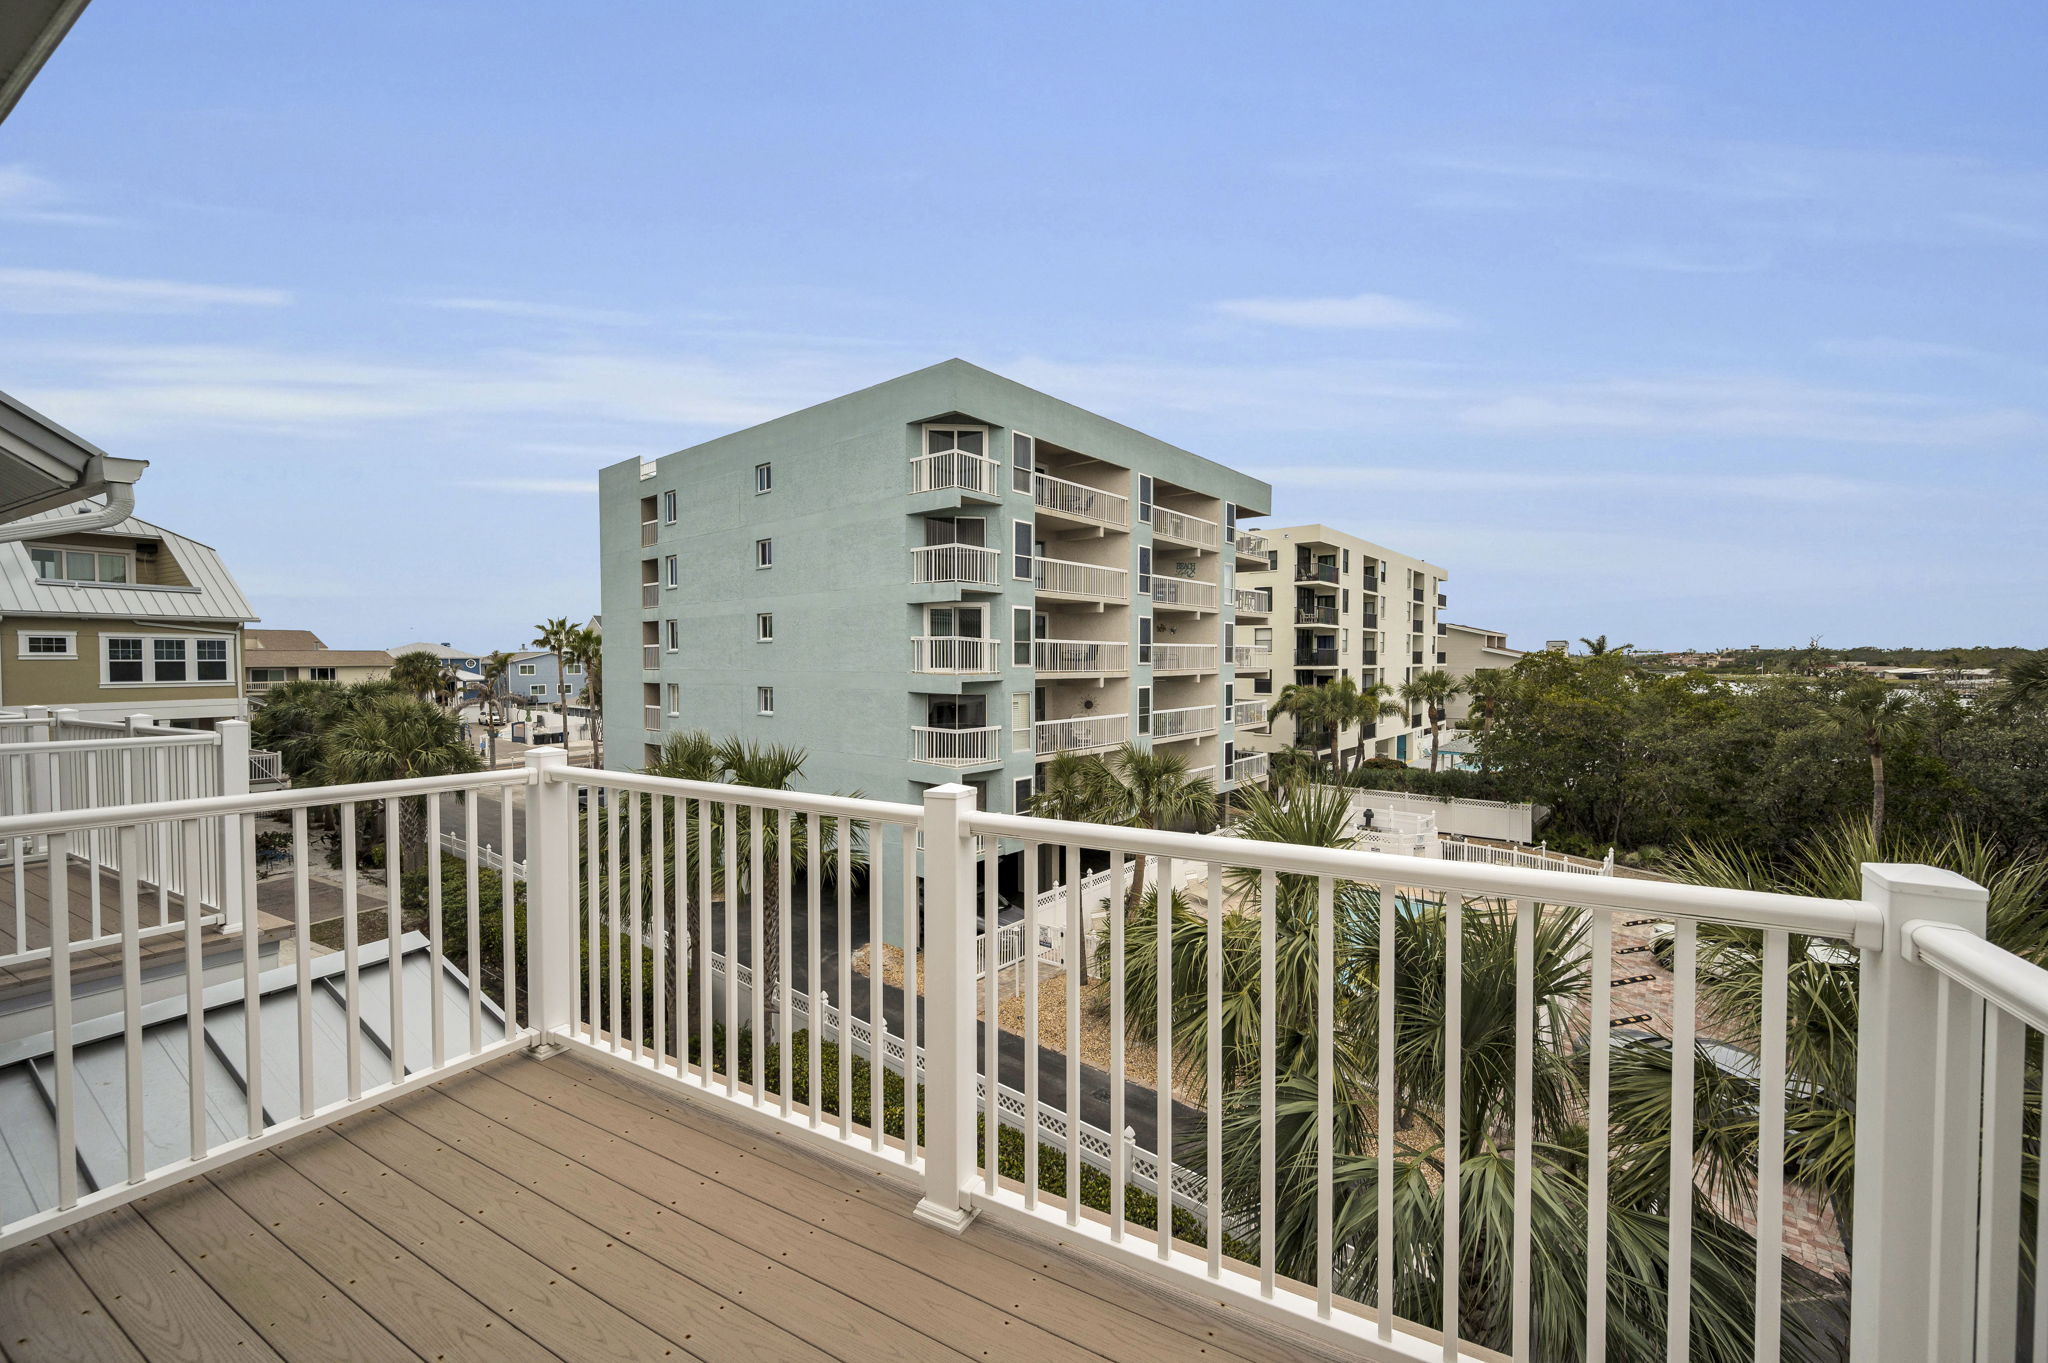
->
[1149,505,1220,550]
[642,643,660,670]
[910,724,1003,766]
[1227,749,1268,783]
[1234,531,1267,559]
[1229,644,1270,668]
[1032,555,1128,603]
[1033,472,1130,529]
[911,449,1003,498]
[1187,764,1217,784]
[1230,699,1266,728]
[644,704,661,730]
[1151,704,1217,739]
[0,749,2035,1363]
[1151,577,1219,611]
[1232,586,1271,614]
[1149,643,1218,673]
[1034,639,1130,674]
[640,582,659,608]
[911,636,1002,675]
[1034,712,1128,755]
[911,543,1002,588]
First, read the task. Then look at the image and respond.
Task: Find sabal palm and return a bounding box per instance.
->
[388,649,444,703]
[1831,678,1917,846]
[319,693,481,864]
[566,623,603,767]
[1264,744,1329,793]
[531,616,576,742]
[480,651,513,767]
[1266,681,1342,760]
[1994,653,2048,714]
[1098,743,1217,914]
[1400,670,1464,773]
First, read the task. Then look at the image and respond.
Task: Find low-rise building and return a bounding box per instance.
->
[243,630,394,695]
[1440,621,1523,726]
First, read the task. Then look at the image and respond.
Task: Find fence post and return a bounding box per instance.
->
[1848,863,1989,1362]
[524,745,575,1055]
[218,720,252,934]
[915,782,980,1233]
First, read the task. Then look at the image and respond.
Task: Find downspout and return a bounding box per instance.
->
[0,456,145,543]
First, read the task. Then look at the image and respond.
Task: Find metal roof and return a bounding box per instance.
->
[0,1,89,126]
[0,503,257,623]
[0,933,504,1224]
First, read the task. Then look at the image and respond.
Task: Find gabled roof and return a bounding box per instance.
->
[0,503,256,623]
[245,629,393,669]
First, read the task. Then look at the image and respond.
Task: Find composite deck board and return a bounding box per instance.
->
[0,1052,1328,1363]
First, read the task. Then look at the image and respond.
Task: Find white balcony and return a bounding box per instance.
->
[1151,577,1219,612]
[1232,587,1271,615]
[911,542,1002,588]
[1033,638,1130,675]
[1150,643,1218,674]
[1033,472,1129,529]
[642,643,660,670]
[1227,749,1268,783]
[640,582,659,608]
[1229,644,1271,669]
[1187,764,1217,784]
[910,635,1002,675]
[910,449,1003,498]
[1151,704,1217,739]
[1150,505,1221,551]
[643,704,661,730]
[1035,712,1128,755]
[640,517,657,547]
[1032,555,1128,603]
[1234,531,1267,560]
[910,724,1003,766]
[1230,699,1266,728]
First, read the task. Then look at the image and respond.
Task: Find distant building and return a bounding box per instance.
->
[502,648,591,710]
[244,630,393,696]
[1440,623,1523,727]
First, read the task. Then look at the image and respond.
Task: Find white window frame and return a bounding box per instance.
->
[757,612,774,642]
[755,462,773,494]
[29,544,135,585]
[99,631,236,687]
[666,683,680,716]
[757,686,775,716]
[662,489,678,523]
[665,619,679,652]
[517,662,537,676]
[665,554,679,587]
[564,662,584,675]
[755,538,774,569]
[17,631,77,660]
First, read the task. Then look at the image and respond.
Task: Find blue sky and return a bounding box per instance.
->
[1,2,2042,651]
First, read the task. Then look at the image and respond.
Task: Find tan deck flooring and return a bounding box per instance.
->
[0,1052,1323,1363]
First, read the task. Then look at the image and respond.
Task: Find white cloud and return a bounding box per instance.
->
[426,297,645,327]
[1212,292,1464,331]
[1250,464,1887,505]
[0,165,115,226]
[460,478,601,495]
[0,268,289,314]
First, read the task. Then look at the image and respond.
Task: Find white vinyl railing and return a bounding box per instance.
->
[910,724,1002,766]
[1235,531,1267,558]
[1227,750,1268,783]
[1035,712,1128,755]
[1151,704,1218,739]
[1230,699,1266,728]
[1033,471,1130,528]
[5,749,2037,1363]
[1032,555,1128,602]
[1233,586,1272,613]
[1150,643,1218,673]
[1151,577,1220,610]
[1150,505,1221,550]
[911,449,1003,498]
[1442,836,1615,876]
[911,542,1002,587]
[1034,638,1130,674]
[911,635,1002,675]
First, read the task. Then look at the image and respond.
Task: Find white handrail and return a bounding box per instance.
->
[911,543,1002,587]
[1033,471,1130,528]
[1032,555,1128,601]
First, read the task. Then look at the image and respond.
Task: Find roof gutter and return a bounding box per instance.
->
[0,455,145,543]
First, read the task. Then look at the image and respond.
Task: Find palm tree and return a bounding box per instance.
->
[319,693,482,863]
[1266,681,1342,764]
[566,623,604,768]
[1579,634,1634,657]
[1332,676,1405,775]
[1027,752,1123,984]
[712,738,809,1032]
[1461,669,1507,735]
[1095,743,1217,915]
[389,649,444,704]
[1832,678,1916,846]
[1994,653,2048,713]
[532,617,576,749]
[479,651,513,767]
[1400,669,1464,772]
[1264,744,1329,793]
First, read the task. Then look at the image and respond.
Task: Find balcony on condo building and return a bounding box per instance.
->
[1150,643,1219,676]
[1034,711,1128,755]
[1150,704,1218,741]
[912,635,1003,676]
[1150,576,1219,613]
[911,542,1003,589]
[1032,470,1130,532]
[1034,638,1131,678]
[1233,586,1271,615]
[1032,554,1129,605]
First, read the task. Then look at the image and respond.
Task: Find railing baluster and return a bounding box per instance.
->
[901,821,917,1162]
[699,797,714,1081]
[807,812,822,1124]
[239,809,261,1139]
[293,808,314,1119]
[1442,890,1463,1361]
[1024,840,1040,1209]
[2035,1029,2048,1363]
[385,797,404,1083]
[429,793,446,1070]
[1111,852,1128,1240]
[836,818,851,1141]
[1067,843,1084,1220]
[1316,871,1333,1318]
[585,782,599,1045]
[1156,851,1173,1259]
[1667,918,1698,1362]
[1977,1005,2024,1361]
[723,800,737,1093]
[1260,865,1277,1298]
[627,790,643,1060]
[467,791,484,1057]
[502,787,519,1036]
[1205,858,1222,1275]
[341,803,362,1101]
[778,809,793,1119]
[868,819,884,1151]
[607,788,622,1054]
[1511,895,1535,1357]
[652,794,667,1067]
[119,823,143,1184]
[1755,929,1788,1363]
[1587,909,1612,1363]
[750,804,764,1103]
[984,837,1000,1189]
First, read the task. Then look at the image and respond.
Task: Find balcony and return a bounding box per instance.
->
[1362,650,1378,665]
[910,723,1003,766]
[644,704,661,730]
[1149,506,1220,551]
[1150,577,1219,612]
[1229,644,1267,668]
[640,517,657,547]
[1150,643,1218,674]
[643,643,661,670]
[1232,587,1270,615]
[910,449,1003,499]
[1032,472,1129,529]
[1295,605,1337,626]
[1362,612,1378,628]
[1151,704,1217,739]
[911,635,1002,675]
[1035,712,1127,755]
[1032,554,1128,603]
[1227,749,1268,783]
[1413,586,1425,602]
[1230,699,1266,728]
[1295,647,1339,667]
[911,543,1002,589]
[1233,530,1267,560]
[1034,639,1130,676]
[0,757,2031,1363]
[640,582,659,609]
[1295,562,1339,585]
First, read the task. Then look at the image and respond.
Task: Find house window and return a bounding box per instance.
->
[196,639,229,683]
[309,666,336,681]
[1012,607,1032,666]
[106,636,144,682]
[153,638,187,681]
[101,633,233,685]
[665,619,679,651]
[757,612,774,641]
[518,663,537,676]
[1012,432,1033,494]
[662,489,678,523]
[19,632,76,659]
[755,462,773,494]
[666,554,679,586]
[756,538,774,569]
[757,686,775,715]
[31,546,131,583]
[565,662,584,675]
[249,667,287,683]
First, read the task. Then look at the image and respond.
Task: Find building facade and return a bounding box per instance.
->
[1235,524,1447,766]
[599,360,1274,820]
[1439,621,1523,727]
[503,648,590,708]
[244,630,393,695]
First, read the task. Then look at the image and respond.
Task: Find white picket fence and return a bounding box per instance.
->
[1441,836,1614,876]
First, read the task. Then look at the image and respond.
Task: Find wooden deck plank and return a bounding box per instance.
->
[279,1127,700,1363]
[546,1058,1326,1363]
[341,1100,846,1363]
[128,1178,414,1360]
[51,1205,282,1363]
[0,1235,147,1363]
[208,1150,558,1363]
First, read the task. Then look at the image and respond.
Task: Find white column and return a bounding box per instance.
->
[524,745,575,1053]
[218,720,252,934]
[1848,862,1989,1363]
[914,781,980,1233]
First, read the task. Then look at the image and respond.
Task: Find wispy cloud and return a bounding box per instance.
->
[425,297,645,327]
[0,268,288,314]
[1250,464,1888,504]
[1212,292,1464,330]
[459,478,601,495]
[0,166,116,227]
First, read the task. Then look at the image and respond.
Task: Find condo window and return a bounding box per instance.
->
[20,632,75,659]
[665,619,679,651]
[1137,685,1152,736]
[1014,776,1034,812]
[662,489,678,523]
[1138,615,1153,664]
[755,462,773,494]
[1012,607,1032,666]
[926,427,985,456]
[1011,432,1033,494]
[757,686,775,715]
[1137,475,1153,524]
[1137,546,1152,595]
[666,683,680,715]
[666,554,679,586]
[1012,521,1033,580]
[31,546,130,584]
[757,612,774,641]
[755,538,773,569]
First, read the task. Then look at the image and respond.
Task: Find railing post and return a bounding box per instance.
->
[1848,863,1989,1363]
[915,781,980,1233]
[524,745,575,1055]
[218,719,252,934]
